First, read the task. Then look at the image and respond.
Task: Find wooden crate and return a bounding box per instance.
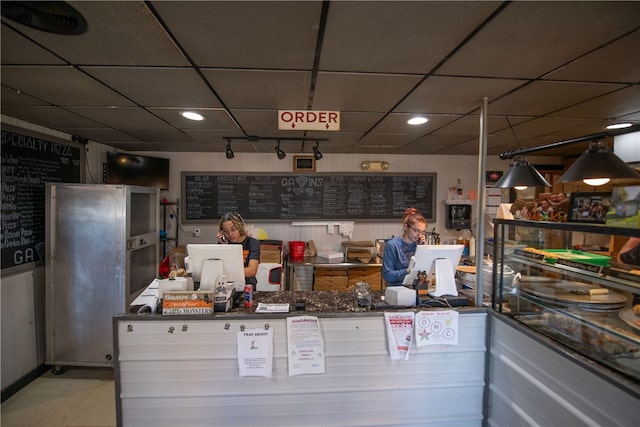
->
[348,267,382,290]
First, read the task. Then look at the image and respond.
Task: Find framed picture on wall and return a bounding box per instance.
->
[569,192,611,224]
[293,155,315,172]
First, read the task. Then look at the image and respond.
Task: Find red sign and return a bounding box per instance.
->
[278,110,340,131]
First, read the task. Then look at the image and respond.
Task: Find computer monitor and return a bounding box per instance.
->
[186,244,245,291]
[402,244,465,286]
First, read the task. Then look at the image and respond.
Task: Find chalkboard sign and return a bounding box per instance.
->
[181,172,436,223]
[1,127,82,269]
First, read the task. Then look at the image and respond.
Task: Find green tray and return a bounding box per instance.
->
[544,249,610,267]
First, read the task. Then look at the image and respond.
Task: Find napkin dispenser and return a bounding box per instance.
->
[385,286,417,307]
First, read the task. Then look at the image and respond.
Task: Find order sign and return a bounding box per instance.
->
[278,110,340,131]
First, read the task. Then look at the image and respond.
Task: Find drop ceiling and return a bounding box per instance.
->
[1,1,639,158]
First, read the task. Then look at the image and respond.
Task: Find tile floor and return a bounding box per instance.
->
[1,368,116,427]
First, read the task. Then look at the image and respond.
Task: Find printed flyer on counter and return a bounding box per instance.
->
[415,310,459,347]
[287,315,325,376]
[384,312,415,360]
[237,328,274,378]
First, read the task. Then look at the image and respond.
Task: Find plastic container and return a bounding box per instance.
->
[289,241,305,260]
[354,282,371,311]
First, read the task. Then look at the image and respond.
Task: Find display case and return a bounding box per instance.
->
[492,219,640,383]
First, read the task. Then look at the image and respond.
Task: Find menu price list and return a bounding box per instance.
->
[1,130,81,268]
[183,173,435,221]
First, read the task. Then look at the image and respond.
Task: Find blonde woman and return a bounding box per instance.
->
[216,212,260,289]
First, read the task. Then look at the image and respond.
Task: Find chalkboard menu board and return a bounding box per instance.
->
[181,172,436,222]
[1,127,82,269]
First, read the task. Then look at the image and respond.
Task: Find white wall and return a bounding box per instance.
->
[143,150,559,255]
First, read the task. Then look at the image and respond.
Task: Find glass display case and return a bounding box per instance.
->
[492,219,640,382]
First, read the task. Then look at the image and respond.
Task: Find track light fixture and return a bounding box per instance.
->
[225,140,234,159]
[222,136,328,159]
[313,141,323,160]
[275,140,286,160]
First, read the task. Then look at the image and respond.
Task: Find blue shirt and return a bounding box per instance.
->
[382,236,417,286]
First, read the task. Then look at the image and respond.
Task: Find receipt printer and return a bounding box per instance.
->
[385,286,417,307]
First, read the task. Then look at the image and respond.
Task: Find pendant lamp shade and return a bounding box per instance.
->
[494,159,551,188]
[557,141,640,184]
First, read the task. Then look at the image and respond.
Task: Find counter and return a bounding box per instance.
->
[115,294,487,427]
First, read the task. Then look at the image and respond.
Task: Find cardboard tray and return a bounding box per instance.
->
[544,249,611,267]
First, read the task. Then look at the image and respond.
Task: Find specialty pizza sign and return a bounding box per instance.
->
[278,110,340,131]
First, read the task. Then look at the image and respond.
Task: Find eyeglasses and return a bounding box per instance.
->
[407,224,426,235]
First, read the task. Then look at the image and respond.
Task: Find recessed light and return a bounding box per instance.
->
[606,122,632,130]
[181,111,205,121]
[407,117,428,125]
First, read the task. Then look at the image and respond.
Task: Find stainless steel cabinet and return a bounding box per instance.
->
[45,184,158,370]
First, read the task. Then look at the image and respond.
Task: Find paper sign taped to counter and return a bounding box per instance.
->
[237,328,274,378]
[415,310,459,347]
[287,316,325,376]
[384,312,415,360]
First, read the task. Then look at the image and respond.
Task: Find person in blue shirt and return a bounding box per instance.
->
[216,212,260,289]
[382,207,427,286]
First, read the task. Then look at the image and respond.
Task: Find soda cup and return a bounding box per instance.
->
[244,284,253,308]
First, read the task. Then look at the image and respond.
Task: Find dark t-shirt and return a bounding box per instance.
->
[620,241,640,266]
[235,236,261,286]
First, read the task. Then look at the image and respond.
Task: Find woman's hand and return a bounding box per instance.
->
[217,231,227,243]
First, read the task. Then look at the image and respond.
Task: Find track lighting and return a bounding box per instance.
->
[275,140,286,160]
[313,141,323,160]
[222,136,328,159]
[225,140,234,159]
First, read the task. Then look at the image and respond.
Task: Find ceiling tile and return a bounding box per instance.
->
[1,106,105,128]
[66,106,176,130]
[439,2,640,79]
[312,72,422,112]
[125,129,194,143]
[202,69,311,110]
[396,76,526,114]
[1,1,638,158]
[149,108,237,130]
[59,128,143,143]
[374,113,461,134]
[543,30,640,83]
[490,81,626,116]
[151,1,321,69]
[0,25,66,65]
[1,66,134,106]
[1,86,48,106]
[320,1,502,73]
[553,85,640,119]
[4,1,188,66]
[82,67,223,108]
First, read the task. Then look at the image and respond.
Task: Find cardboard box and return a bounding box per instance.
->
[348,267,382,290]
[162,291,213,315]
[317,251,344,260]
[260,245,283,263]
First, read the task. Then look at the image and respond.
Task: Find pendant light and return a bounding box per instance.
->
[557,140,640,186]
[494,158,551,189]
